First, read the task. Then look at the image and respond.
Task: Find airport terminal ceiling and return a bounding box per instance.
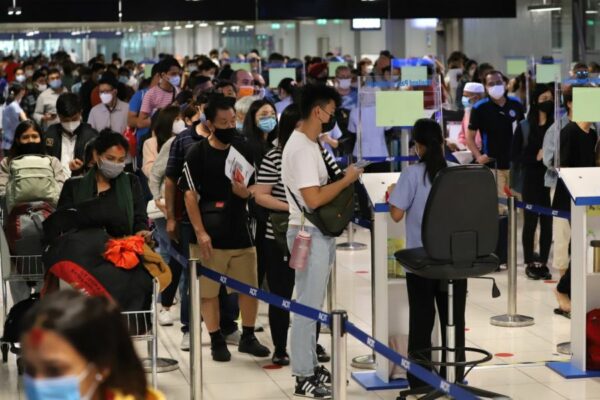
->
[0,0,516,23]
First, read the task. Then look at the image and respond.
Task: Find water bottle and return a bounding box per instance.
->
[289,230,312,270]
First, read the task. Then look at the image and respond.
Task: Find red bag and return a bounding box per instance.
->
[123,126,137,158]
[587,309,600,370]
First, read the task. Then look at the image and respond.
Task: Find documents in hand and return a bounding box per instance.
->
[225,146,254,186]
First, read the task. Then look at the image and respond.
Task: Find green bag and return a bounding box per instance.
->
[269,211,290,253]
[5,155,60,213]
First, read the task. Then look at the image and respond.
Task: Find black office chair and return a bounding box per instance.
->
[394,165,508,400]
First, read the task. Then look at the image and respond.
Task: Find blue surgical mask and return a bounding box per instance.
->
[49,79,62,90]
[236,121,244,131]
[257,116,277,133]
[461,96,472,108]
[24,364,100,400]
[168,75,181,87]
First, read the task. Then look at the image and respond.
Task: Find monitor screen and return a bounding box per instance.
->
[351,18,382,31]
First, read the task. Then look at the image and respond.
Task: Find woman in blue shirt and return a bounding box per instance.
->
[388,118,466,389]
[1,83,27,154]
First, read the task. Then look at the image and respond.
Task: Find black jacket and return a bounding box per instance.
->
[45,122,98,173]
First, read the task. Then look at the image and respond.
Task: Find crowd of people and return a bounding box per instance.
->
[0,46,598,399]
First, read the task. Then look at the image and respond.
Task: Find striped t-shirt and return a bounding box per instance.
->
[140,85,179,116]
[257,146,342,239]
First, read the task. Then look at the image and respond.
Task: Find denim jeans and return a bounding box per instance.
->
[287,225,336,377]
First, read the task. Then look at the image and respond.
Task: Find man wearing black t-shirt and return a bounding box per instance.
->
[181,97,270,362]
[467,70,525,207]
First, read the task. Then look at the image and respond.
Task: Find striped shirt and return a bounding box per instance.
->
[257,146,342,239]
[140,85,178,116]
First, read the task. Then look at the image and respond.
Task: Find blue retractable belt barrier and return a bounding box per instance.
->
[335,156,418,164]
[173,245,479,400]
[498,197,570,220]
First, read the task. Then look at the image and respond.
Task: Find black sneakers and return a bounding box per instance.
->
[314,365,332,386]
[211,342,231,362]
[238,334,271,357]
[316,344,330,363]
[272,351,290,366]
[525,263,552,280]
[294,375,332,398]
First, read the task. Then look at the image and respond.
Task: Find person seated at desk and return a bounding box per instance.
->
[57,128,150,240]
[388,118,464,389]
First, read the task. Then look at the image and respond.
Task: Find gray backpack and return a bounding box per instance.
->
[5,155,60,213]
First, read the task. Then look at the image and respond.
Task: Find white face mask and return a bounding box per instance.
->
[488,84,505,100]
[61,120,81,133]
[36,83,47,92]
[337,78,352,90]
[100,92,113,105]
[172,119,187,134]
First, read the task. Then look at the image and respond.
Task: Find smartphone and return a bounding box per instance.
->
[354,160,372,169]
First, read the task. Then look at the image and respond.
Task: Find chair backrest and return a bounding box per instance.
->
[422,164,498,262]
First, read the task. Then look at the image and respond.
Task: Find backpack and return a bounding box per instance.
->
[587,308,600,370]
[5,155,60,213]
[5,201,54,256]
[1,292,40,344]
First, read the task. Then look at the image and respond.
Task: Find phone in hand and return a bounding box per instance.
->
[354,160,372,169]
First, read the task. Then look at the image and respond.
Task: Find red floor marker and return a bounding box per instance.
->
[355,270,369,274]
[262,364,283,370]
[465,328,470,332]
[544,280,558,284]
[494,352,514,357]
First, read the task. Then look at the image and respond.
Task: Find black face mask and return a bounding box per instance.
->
[213,128,236,145]
[321,113,336,133]
[18,142,44,155]
[538,100,554,116]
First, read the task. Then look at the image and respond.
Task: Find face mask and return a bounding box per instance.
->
[25,70,34,78]
[488,84,505,100]
[213,127,236,145]
[24,364,101,400]
[168,75,181,87]
[207,74,215,80]
[15,74,26,83]
[61,121,81,134]
[36,83,47,92]
[100,92,113,105]
[461,96,472,108]
[257,116,277,133]
[49,79,62,90]
[172,119,187,134]
[98,158,126,179]
[18,142,43,155]
[320,109,336,133]
[199,113,207,123]
[538,100,555,115]
[337,78,351,90]
[118,75,129,84]
[235,121,244,131]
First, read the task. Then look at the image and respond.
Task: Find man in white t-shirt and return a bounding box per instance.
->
[281,84,362,399]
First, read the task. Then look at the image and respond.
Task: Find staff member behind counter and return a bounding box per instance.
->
[388,119,465,389]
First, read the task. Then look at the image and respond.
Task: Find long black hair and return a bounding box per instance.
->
[242,99,278,167]
[9,120,45,159]
[277,103,301,150]
[21,290,148,400]
[412,118,446,183]
[528,84,554,134]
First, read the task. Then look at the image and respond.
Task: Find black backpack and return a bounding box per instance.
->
[1,293,39,344]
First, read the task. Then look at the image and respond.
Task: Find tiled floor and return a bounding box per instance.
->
[2,226,598,399]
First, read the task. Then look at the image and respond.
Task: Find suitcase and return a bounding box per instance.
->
[495,215,508,265]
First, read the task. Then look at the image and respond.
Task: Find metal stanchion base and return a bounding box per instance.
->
[490,314,535,327]
[141,357,179,373]
[557,341,572,355]
[336,242,368,251]
[351,354,376,370]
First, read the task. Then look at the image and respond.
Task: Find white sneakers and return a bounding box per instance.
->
[181,332,190,351]
[224,330,241,345]
[158,309,174,326]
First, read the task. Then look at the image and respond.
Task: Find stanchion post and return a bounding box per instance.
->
[337,156,367,251]
[491,196,535,327]
[331,310,348,400]
[152,279,159,388]
[189,259,203,400]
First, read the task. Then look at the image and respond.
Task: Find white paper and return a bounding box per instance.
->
[225,146,255,186]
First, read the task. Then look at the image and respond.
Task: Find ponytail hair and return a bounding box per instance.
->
[412,118,446,184]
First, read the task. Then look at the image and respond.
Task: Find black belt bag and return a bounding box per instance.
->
[200,200,230,242]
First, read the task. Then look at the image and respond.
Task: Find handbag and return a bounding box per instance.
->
[146,199,164,220]
[287,151,354,237]
[269,211,290,253]
[200,200,230,242]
